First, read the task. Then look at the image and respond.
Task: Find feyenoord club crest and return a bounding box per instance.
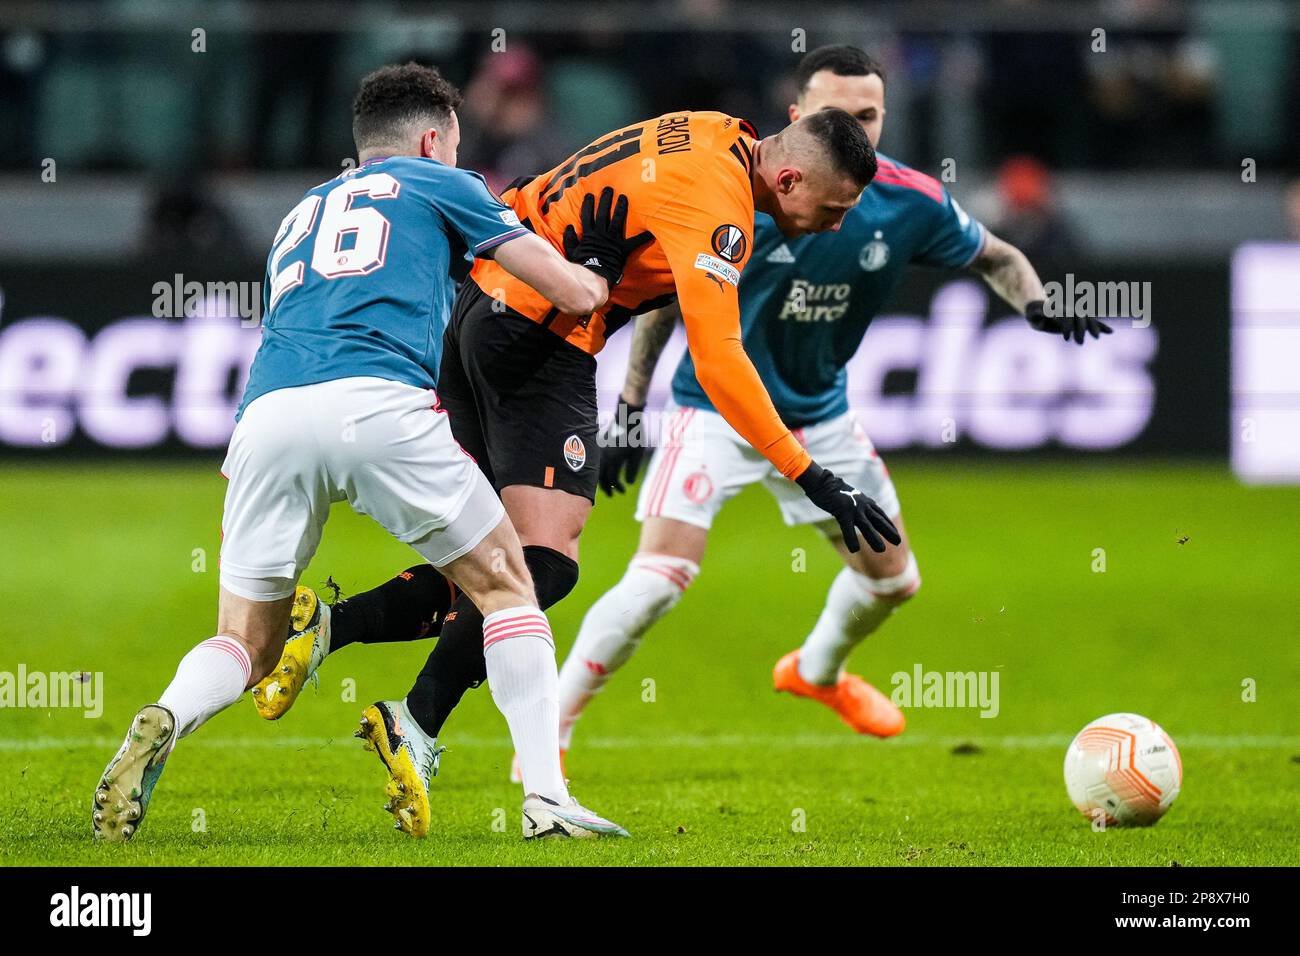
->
[682,470,714,504]
[563,434,587,472]
[711,224,748,263]
[859,230,890,271]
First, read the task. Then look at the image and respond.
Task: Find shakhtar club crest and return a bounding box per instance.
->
[563,435,587,471]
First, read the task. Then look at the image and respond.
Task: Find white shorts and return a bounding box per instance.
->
[635,405,901,530]
[219,376,504,601]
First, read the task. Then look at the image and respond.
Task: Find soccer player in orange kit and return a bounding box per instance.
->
[253,107,901,837]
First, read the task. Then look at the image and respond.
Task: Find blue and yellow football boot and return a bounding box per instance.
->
[92,704,177,842]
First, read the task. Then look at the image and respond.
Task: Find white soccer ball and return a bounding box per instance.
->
[1063,712,1182,826]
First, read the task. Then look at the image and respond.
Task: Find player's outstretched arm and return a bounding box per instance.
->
[795,462,902,555]
[491,231,611,316]
[647,170,896,552]
[667,249,898,553]
[970,231,1111,345]
[597,303,679,496]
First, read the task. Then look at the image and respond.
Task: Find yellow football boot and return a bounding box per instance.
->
[251,585,331,720]
[355,700,444,838]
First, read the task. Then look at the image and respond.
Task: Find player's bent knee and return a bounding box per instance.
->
[454,563,535,618]
[440,524,537,613]
[522,545,580,609]
[865,552,921,606]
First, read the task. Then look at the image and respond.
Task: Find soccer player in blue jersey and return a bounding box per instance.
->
[92,63,644,842]
[553,45,1111,752]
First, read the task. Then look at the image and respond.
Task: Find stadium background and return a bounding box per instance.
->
[1,0,1297,866]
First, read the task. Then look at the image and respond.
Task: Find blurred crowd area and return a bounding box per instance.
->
[2,0,1298,181]
[3,0,1299,262]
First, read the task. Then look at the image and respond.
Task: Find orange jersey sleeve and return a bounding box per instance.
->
[646,143,812,480]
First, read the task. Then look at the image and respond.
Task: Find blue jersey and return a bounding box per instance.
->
[671,153,986,427]
[238,155,528,418]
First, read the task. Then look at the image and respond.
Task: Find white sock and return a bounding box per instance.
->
[482,606,568,804]
[157,636,252,738]
[797,554,921,685]
[557,552,698,748]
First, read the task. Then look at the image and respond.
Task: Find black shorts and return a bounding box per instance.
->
[438,279,600,501]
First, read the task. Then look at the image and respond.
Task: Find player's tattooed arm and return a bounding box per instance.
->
[623,303,680,406]
[968,231,1045,314]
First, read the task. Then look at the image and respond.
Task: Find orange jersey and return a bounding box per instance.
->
[470,111,811,479]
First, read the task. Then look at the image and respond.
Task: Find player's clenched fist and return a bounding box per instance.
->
[562,187,654,288]
[795,461,901,554]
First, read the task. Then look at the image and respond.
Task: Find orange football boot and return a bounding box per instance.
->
[773,650,905,737]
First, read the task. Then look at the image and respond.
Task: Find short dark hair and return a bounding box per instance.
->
[800,107,877,186]
[795,44,886,93]
[352,62,462,151]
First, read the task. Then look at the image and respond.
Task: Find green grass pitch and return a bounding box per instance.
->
[1,459,1297,866]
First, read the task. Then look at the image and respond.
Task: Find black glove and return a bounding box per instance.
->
[796,461,902,554]
[562,187,653,287]
[1025,299,1113,345]
[596,396,649,496]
